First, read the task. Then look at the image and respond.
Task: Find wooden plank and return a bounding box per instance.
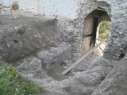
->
[62,42,104,75]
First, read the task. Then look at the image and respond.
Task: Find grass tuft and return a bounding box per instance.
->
[0,63,43,95]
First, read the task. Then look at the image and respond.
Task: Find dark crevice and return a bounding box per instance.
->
[13,40,18,44]
[119,53,125,59]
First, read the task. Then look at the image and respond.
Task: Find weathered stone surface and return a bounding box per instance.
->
[62,57,112,95]
[56,0,127,62]
[16,42,72,82]
[42,57,113,95]
[36,42,72,80]
[57,0,112,61]
[92,57,127,95]
[0,16,60,62]
[36,42,72,66]
[97,0,127,60]
[72,53,99,72]
[16,56,48,79]
[1,0,127,95]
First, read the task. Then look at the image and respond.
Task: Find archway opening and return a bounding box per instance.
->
[81,8,111,55]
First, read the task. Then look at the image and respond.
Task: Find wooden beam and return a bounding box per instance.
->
[62,42,104,75]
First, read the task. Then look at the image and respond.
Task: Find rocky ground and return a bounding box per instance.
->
[15,42,111,95]
[0,15,126,95]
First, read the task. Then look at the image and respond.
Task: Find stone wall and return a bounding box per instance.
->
[59,0,112,61]
[76,0,127,61]
[60,0,127,62]
[65,0,127,61]
[103,0,127,60]
[57,18,80,62]
[0,0,114,62]
[56,0,98,62]
[1,0,127,62]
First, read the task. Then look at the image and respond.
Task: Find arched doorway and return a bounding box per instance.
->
[81,8,111,55]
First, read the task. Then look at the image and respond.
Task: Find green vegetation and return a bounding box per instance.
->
[98,21,111,41]
[0,63,42,95]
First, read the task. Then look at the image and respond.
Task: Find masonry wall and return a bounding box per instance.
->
[56,0,106,61]
[68,0,98,61]
[2,0,127,61]
[103,0,127,60]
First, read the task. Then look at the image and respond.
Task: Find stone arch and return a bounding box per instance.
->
[81,8,111,55]
[97,1,111,16]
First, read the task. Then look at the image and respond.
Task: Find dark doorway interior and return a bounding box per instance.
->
[81,8,111,55]
[90,16,98,47]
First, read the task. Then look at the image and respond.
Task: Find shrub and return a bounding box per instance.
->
[98,21,111,41]
[0,63,41,95]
